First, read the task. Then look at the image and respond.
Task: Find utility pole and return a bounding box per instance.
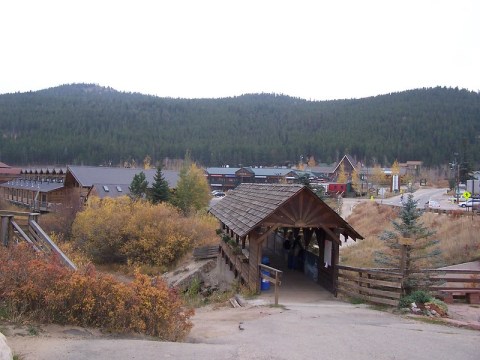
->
[450,153,460,204]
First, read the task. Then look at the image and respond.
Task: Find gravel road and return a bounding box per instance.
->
[6,299,480,360]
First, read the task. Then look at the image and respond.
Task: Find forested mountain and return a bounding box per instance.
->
[0,84,479,167]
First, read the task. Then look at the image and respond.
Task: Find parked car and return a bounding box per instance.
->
[459,199,480,208]
[213,191,226,198]
[425,200,440,208]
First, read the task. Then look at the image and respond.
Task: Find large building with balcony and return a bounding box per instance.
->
[205,166,300,192]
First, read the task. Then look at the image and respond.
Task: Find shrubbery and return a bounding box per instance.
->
[399,290,432,308]
[0,244,194,340]
[71,197,217,268]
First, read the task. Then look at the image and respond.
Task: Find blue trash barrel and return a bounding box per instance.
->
[260,256,270,291]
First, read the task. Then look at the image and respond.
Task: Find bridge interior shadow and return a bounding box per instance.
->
[258,233,336,304]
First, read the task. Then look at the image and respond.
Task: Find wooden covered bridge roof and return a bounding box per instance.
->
[209,183,363,243]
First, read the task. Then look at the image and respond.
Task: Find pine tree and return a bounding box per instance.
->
[129,171,148,200]
[150,165,170,204]
[375,192,440,293]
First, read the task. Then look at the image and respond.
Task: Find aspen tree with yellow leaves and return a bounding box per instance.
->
[337,162,347,183]
[351,167,362,195]
[172,152,211,215]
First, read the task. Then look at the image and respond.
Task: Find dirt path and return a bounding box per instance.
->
[5,299,480,360]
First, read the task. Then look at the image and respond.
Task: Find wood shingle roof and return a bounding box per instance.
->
[209,183,363,242]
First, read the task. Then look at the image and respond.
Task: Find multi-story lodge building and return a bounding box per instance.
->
[205,167,301,192]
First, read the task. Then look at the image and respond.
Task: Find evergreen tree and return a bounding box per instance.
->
[150,165,170,204]
[129,171,148,200]
[375,192,440,293]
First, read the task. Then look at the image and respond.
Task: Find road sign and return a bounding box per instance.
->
[463,191,471,199]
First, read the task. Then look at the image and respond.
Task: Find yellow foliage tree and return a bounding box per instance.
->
[372,164,385,187]
[351,167,362,194]
[172,162,211,215]
[337,162,347,183]
[72,197,217,267]
[143,155,152,170]
[391,159,400,175]
[307,156,316,167]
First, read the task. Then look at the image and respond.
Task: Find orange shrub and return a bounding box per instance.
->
[0,244,193,340]
[71,197,217,268]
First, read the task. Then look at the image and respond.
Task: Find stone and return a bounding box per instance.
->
[0,332,13,360]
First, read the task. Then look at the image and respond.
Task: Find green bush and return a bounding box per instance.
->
[399,290,433,308]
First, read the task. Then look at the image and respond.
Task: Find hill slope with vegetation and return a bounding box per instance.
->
[341,202,480,268]
[1,84,479,167]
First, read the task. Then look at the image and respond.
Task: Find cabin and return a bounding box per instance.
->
[209,183,363,293]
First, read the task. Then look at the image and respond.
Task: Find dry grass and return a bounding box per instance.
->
[0,198,24,212]
[341,202,480,268]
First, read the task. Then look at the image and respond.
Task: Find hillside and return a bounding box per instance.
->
[0,84,479,167]
[341,201,480,268]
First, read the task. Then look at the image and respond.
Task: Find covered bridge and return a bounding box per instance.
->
[209,183,363,292]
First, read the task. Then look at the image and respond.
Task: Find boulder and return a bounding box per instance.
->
[0,332,13,360]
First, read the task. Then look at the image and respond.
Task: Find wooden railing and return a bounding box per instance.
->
[259,263,283,305]
[219,241,249,284]
[336,265,403,306]
[0,211,76,270]
[336,265,480,306]
[410,269,480,304]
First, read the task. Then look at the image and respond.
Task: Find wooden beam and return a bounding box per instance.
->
[321,226,341,245]
[275,207,297,224]
[254,224,280,244]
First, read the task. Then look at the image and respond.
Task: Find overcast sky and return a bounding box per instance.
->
[1,0,478,101]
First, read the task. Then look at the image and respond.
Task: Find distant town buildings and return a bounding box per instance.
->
[0,156,423,212]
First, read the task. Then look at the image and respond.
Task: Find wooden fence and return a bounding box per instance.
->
[336,265,404,306]
[409,269,480,304]
[336,265,480,306]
